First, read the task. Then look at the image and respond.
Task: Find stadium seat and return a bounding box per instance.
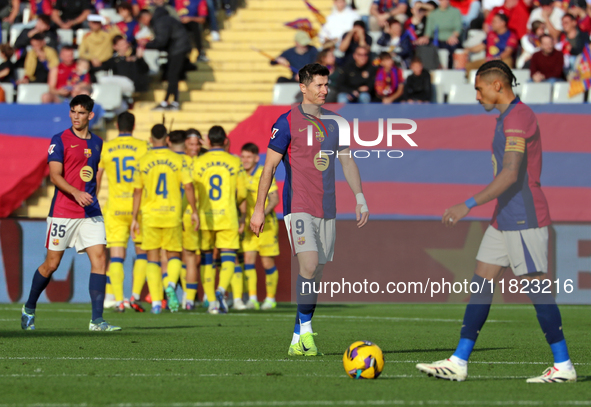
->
[57,29,74,45]
[553,81,584,103]
[9,26,24,47]
[1,29,6,44]
[368,31,382,54]
[272,83,301,105]
[1,83,14,103]
[468,69,477,84]
[519,82,551,104]
[437,48,449,69]
[15,68,25,81]
[16,83,49,104]
[464,29,486,49]
[448,83,477,104]
[432,69,467,103]
[76,29,90,45]
[143,49,162,75]
[403,69,412,79]
[92,83,123,115]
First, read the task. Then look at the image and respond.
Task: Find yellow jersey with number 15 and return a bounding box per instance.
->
[133,146,192,228]
[193,148,247,231]
[99,134,150,214]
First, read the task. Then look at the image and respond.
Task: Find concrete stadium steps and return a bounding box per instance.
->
[153,89,272,104]
[133,109,254,124]
[196,61,287,72]
[200,82,274,92]
[246,0,333,10]
[209,41,290,51]
[189,70,287,83]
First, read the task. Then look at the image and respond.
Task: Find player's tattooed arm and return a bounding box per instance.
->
[49,161,93,207]
[264,191,279,216]
[443,151,524,227]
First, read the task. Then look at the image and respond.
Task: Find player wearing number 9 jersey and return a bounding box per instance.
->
[131,125,198,314]
[97,112,150,313]
[193,126,247,314]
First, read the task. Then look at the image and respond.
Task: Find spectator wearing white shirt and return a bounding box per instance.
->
[527,0,564,39]
[319,0,361,43]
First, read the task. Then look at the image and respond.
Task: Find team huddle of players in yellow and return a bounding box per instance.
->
[96,111,280,314]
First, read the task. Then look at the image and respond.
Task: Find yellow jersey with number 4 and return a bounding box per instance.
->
[193,148,246,231]
[246,164,278,222]
[99,134,150,214]
[134,146,192,228]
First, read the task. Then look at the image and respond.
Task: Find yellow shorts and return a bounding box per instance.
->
[182,210,200,254]
[142,224,182,252]
[105,210,141,248]
[243,215,280,257]
[201,229,240,251]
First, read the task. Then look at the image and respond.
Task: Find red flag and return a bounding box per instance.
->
[284,18,318,38]
[303,0,326,25]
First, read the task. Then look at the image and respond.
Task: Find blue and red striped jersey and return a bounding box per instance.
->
[47,128,103,219]
[491,97,551,231]
[269,105,347,219]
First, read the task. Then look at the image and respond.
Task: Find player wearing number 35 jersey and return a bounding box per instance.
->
[21,95,121,332]
[193,126,247,315]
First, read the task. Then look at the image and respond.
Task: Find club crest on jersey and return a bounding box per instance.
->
[80,165,94,182]
[48,144,55,155]
[297,236,305,245]
[52,238,59,246]
[315,131,324,143]
[84,148,92,158]
[271,128,279,139]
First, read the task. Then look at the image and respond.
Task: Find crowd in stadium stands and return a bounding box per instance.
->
[272,0,591,103]
[0,0,238,107]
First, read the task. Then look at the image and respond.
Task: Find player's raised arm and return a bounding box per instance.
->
[443,150,523,227]
[49,161,93,207]
[338,149,369,228]
[250,148,282,237]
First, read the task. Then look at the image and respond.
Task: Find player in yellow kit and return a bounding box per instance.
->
[97,112,150,313]
[193,126,246,314]
[131,126,198,314]
[240,143,280,310]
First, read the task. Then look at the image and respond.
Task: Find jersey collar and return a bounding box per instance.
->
[249,162,260,176]
[209,147,224,151]
[497,96,520,121]
[118,133,132,137]
[152,146,167,150]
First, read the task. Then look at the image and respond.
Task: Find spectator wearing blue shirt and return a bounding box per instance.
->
[369,0,409,32]
[272,31,319,83]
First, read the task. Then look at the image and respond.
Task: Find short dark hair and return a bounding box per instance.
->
[539,34,553,43]
[493,12,509,25]
[299,63,330,86]
[531,20,544,34]
[379,51,392,60]
[117,111,135,132]
[386,16,401,27]
[151,124,167,140]
[70,95,94,112]
[31,33,45,41]
[116,1,133,13]
[476,59,518,87]
[563,13,576,21]
[38,14,51,26]
[61,45,75,52]
[208,125,227,146]
[241,142,259,155]
[138,9,152,19]
[168,130,187,145]
[186,128,202,139]
[112,35,126,46]
[410,56,423,65]
[353,20,366,30]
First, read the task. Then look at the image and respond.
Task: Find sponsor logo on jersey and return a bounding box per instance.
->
[271,128,279,139]
[48,144,55,155]
[313,152,329,172]
[297,236,305,245]
[84,148,92,158]
[80,165,94,182]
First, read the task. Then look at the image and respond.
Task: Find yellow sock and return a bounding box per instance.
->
[201,252,216,301]
[265,266,278,299]
[218,251,237,291]
[186,283,198,302]
[231,264,243,300]
[146,261,164,302]
[109,258,125,302]
[181,264,187,292]
[244,264,257,297]
[166,257,182,289]
[132,255,147,299]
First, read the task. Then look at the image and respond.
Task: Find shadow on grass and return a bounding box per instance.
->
[322,347,512,357]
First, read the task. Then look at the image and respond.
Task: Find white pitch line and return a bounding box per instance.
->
[1,400,591,407]
[0,356,589,366]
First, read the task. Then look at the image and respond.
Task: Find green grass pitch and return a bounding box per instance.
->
[1,303,589,406]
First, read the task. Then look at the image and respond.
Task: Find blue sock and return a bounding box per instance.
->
[296,275,318,325]
[25,269,51,311]
[527,291,568,363]
[294,313,300,335]
[89,273,107,322]
[453,274,494,361]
